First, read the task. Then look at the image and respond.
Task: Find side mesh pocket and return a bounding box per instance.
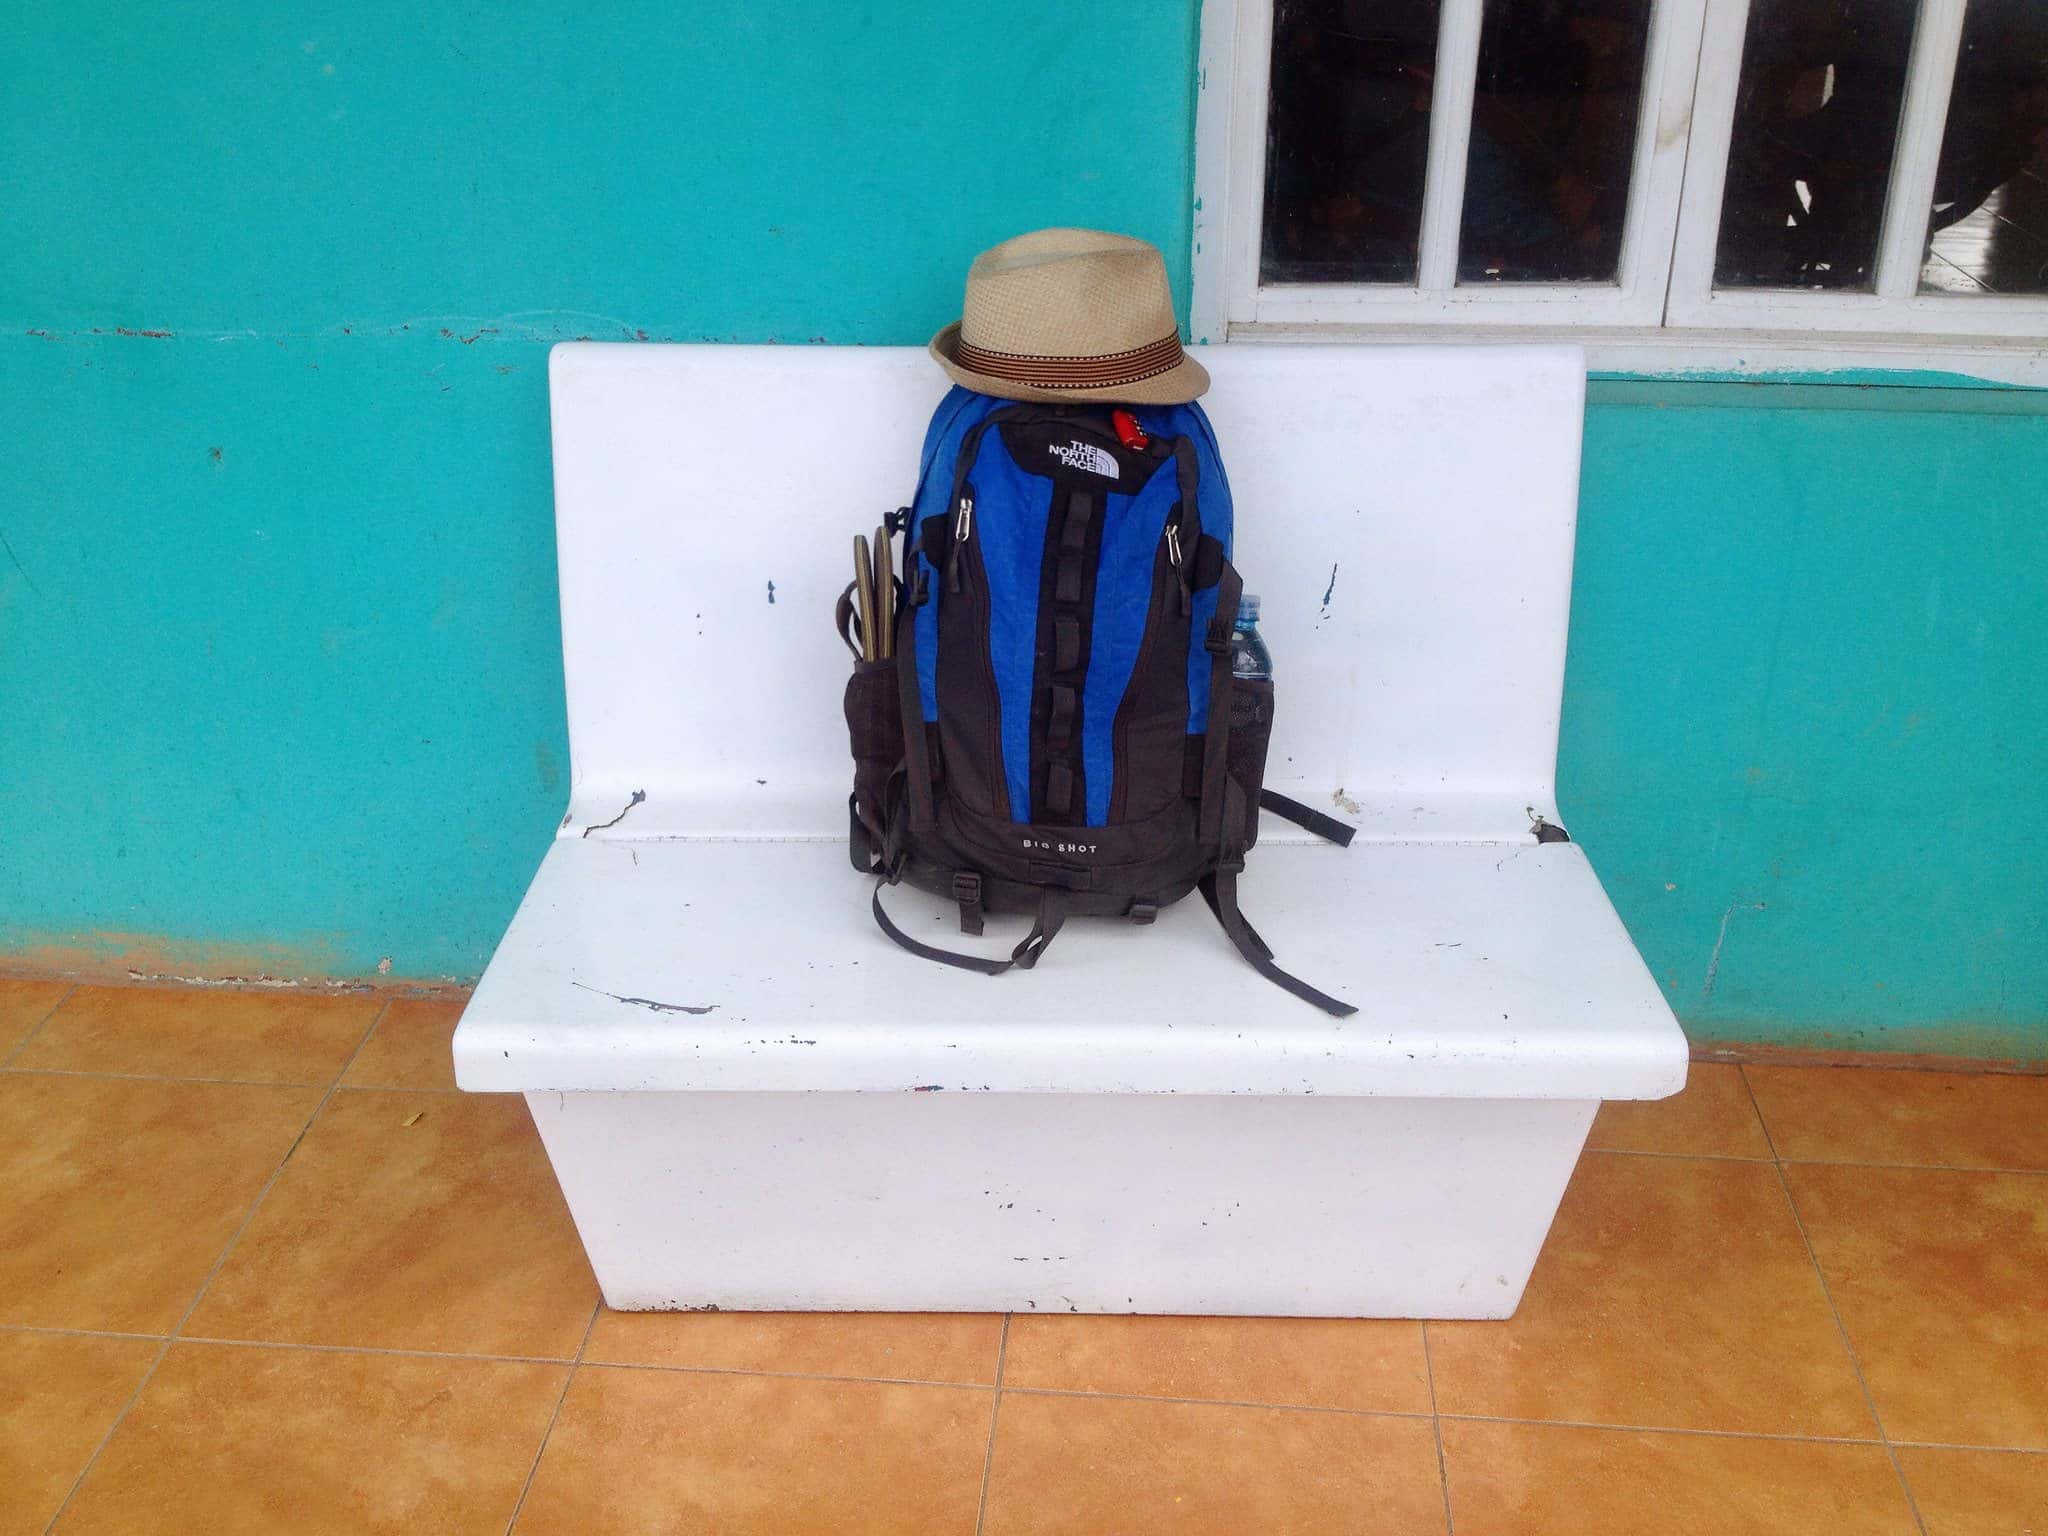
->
[845,658,903,868]
[1226,677,1275,851]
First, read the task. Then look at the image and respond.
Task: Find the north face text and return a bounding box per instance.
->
[1046,440,1119,479]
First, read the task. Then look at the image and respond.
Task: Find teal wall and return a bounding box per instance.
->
[4,5,2042,1054]
[1568,383,2047,1056]
[1,1,1198,981]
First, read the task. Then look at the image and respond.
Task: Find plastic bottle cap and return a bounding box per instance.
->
[1236,594,1261,625]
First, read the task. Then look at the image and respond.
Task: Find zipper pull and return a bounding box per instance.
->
[1165,522,1191,615]
[947,494,972,593]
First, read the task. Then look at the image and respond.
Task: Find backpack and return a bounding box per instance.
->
[842,386,1356,1016]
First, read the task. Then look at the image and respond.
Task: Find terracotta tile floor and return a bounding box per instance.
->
[1,980,2044,1535]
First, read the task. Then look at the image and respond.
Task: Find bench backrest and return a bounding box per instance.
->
[547,342,1584,842]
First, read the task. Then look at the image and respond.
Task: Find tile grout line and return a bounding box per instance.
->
[38,999,392,1536]
[1769,1159,2048,1179]
[15,1324,2024,1447]
[1732,1062,1776,1158]
[37,1342,180,1531]
[171,1333,590,1369]
[306,1080,467,1095]
[1445,1408,2046,1457]
[1740,1066,1931,1536]
[1437,1410,1882,1448]
[1586,1145,2048,1179]
[0,1319,994,1392]
[16,1301,2026,1455]
[1889,1440,2048,1458]
[0,982,76,1070]
[998,1384,1438,1420]
[0,1323,167,1344]
[973,1314,1012,1536]
[1421,1323,1455,1535]
[502,1299,603,1536]
[576,1356,997,1392]
[0,1065,468,1093]
[1587,1146,1776,1164]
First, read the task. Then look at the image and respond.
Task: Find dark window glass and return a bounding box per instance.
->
[1919,0,2048,293]
[1714,0,1917,291]
[1262,0,1444,285]
[1458,0,1655,283]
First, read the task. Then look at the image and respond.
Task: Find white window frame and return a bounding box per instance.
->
[1192,0,2048,379]
[1203,0,1709,331]
[1668,0,2040,337]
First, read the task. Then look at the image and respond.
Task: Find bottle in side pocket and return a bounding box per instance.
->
[1227,594,1276,850]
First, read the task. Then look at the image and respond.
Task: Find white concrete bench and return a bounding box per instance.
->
[454,341,1686,1318]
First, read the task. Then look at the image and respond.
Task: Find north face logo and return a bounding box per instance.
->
[1047,440,1119,479]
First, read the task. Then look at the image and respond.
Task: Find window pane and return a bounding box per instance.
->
[1261,0,1444,285]
[1457,0,1656,284]
[1918,0,2048,294]
[1714,0,1918,291]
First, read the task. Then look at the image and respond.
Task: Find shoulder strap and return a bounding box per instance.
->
[1201,779,1357,1017]
[1199,865,1357,1018]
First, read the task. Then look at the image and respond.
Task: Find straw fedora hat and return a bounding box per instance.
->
[930,228,1209,405]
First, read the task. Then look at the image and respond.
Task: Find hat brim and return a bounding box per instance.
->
[928,321,1209,406]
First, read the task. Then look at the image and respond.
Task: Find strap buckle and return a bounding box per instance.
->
[1128,897,1158,926]
[952,872,984,936]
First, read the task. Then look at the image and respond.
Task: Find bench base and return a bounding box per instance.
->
[527,1087,1597,1318]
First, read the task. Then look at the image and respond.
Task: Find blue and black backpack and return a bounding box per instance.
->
[843,387,1355,1015]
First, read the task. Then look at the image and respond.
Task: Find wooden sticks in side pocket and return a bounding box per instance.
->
[853,527,894,662]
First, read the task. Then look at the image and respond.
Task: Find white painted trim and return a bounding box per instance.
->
[1872,0,1966,299]
[1217,0,1276,341]
[1669,285,2048,338]
[1224,319,2048,388]
[1623,0,1714,311]
[1188,0,1240,344]
[1418,0,1486,293]
[1665,0,1750,322]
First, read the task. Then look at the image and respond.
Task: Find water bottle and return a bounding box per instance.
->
[1227,593,1274,851]
[1229,593,1272,681]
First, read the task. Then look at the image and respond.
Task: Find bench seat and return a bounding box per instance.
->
[454,339,1687,1317]
[458,836,1678,1102]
